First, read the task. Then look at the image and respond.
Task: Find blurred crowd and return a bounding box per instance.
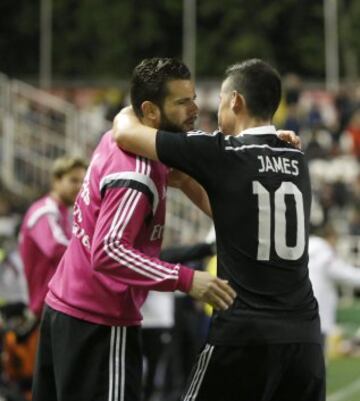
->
[277,74,360,235]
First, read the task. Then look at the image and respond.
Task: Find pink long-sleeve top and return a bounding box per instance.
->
[46,131,194,327]
[19,195,72,317]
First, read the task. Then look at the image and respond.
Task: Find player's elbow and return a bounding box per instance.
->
[112,126,128,146]
[91,238,126,272]
[90,250,103,273]
[90,241,110,272]
[112,116,133,150]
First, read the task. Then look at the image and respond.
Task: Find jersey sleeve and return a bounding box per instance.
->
[90,185,194,293]
[28,213,69,265]
[156,130,225,187]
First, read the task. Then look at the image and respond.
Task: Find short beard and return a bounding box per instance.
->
[159,111,185,133]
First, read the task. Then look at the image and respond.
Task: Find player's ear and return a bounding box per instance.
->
[141,101,161,124]
[231,91,245,114]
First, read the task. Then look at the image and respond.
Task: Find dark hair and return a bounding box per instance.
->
[225,59,281,120]
[130,58,191,118]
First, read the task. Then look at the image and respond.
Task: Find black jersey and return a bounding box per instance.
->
[156,125,321,345]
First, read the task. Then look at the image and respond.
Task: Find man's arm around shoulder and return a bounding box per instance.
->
[113,107,159,161]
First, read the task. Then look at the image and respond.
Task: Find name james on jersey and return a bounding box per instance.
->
[257,155,299,176]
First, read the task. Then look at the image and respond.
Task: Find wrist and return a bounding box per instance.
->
[177,265,195,293]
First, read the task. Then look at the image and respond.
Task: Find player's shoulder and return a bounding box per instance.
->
[97,130,132,157]
[27,195,57,213]
[25,196,59,229]
[96,131,140,172]
[226,135,304,162]
[185,129,225,150]
[186,129,220,137]
[99,153,157,195]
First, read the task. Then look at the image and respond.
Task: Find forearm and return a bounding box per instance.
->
[160,242,214,264]
[92,237,194,293]
[113,109,159,160]
[180,176,212,217]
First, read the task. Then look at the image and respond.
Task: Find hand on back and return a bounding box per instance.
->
[189,271,236,311]
[277,130,301,149]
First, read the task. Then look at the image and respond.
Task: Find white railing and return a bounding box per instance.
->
[0,73,110,197]
[0,73,10,183]
[164,188,212,246]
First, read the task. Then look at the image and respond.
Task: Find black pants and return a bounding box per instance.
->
[181,343,325,401]
[32,305,142,401]
[166,297,206,400]
[142,328,172,400]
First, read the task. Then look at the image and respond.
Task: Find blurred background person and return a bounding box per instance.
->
[308,225,360,350]
[4,156,86,400]
[19,156,87,320]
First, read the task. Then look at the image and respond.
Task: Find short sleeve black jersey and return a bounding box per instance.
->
[156,125,321,345]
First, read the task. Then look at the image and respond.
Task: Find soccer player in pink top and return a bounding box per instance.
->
[19,156,87,319]
[32,58,236,401]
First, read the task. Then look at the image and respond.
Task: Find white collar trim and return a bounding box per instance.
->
[236,125,277,137]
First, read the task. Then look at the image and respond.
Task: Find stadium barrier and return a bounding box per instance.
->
[0,72,109,198]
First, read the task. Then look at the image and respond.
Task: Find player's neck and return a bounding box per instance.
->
[235,116,272,134]
[49,191,68,207]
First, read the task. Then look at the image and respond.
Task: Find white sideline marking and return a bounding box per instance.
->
[328,378,360,401]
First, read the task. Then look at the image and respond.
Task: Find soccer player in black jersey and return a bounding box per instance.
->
[113,59,325,401]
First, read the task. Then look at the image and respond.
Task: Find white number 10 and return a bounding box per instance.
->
[252,181,305,261]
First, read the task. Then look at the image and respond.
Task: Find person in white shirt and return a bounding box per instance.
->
[308,225,360,342]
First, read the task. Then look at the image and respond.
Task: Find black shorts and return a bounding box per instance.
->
[32,305,142,401]
[181,342,325,401]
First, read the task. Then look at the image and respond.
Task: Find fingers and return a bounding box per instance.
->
[206,294,229,311]
[209,284,233,308]
[216,279,237,299]
[205,279,236,311]
[289,135,301,149]
[278,131,293,143]
[189,271,236,311]
[277,130,302,149]
[214,282,235,307]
